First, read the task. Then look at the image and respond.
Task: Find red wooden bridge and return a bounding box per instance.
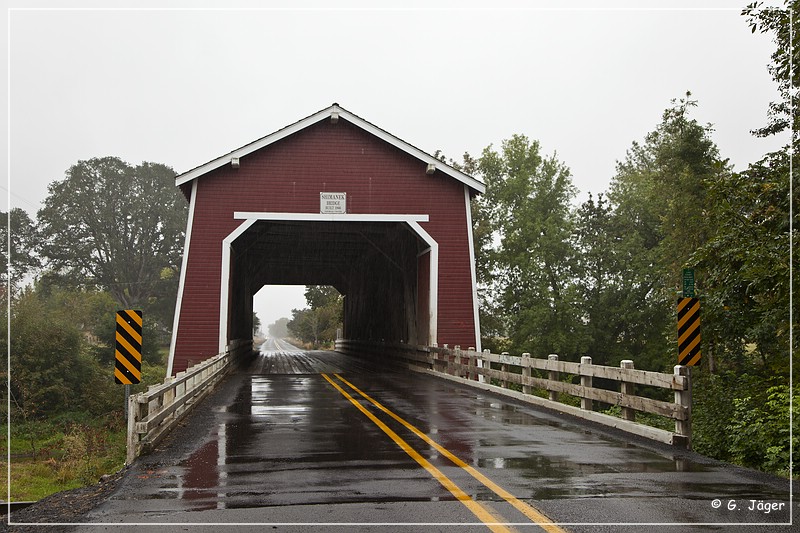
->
[168,103,484,376]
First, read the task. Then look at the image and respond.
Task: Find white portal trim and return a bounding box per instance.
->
[219,218,259,353]
[407,221,438,347]
[167,180,198,377]
[218,212,439,353]
[464,186,482,353]
[234,212,429,223]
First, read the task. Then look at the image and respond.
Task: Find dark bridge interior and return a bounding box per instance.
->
[227,220,430,346]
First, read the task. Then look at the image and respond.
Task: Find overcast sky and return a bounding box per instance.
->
[4,0,789,329]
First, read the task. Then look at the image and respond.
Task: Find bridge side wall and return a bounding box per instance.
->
[170,119,478,374]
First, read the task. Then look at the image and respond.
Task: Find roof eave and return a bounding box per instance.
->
[174,104,486,195]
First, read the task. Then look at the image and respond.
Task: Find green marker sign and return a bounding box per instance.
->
[682,268,695,298]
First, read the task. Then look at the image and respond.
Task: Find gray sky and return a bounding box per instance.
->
[4,0,789,329]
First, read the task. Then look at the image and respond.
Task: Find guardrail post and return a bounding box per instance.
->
[481,349,490,383]
[674,365,692,445]
[620,360,635,421]
[454,346,462,378]
[548,354,559,401]
[521,353,531,394]
[580,356,592,411]
[126,392,139,464]
[468,347,476,380]
[500,352,509,388]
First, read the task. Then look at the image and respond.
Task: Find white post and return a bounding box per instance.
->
[480,349,490,383]
[500,352,509,388]
[674,365,692,447]
[521,353,531,394]
[580,356,593,411]
[126,392,138,465]
[548,354,559,402]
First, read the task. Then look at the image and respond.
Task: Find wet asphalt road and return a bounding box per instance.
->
[63,340,792,531]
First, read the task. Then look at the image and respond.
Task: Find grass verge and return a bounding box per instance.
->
[2,412,127,502]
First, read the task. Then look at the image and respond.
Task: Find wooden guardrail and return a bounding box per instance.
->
[126,340,252,463]
[335,340,692,448]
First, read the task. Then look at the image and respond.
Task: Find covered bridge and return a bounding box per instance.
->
[167,104,484,375]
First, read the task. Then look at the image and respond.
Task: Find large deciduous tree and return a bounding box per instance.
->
[607,95,728,371]
[37,157,187,327]
[477,135,580,357]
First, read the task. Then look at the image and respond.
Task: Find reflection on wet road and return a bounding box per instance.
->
[80,344,792,530]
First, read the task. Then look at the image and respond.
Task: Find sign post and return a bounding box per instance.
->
[115,310,143,418]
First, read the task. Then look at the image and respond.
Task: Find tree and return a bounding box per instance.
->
[476,135,580,357]
[607,95,729,371]
[690,1,798,376]
[8,288,85,416]
[692,153,794,373]
[37,157,187,328]
[572,193,632,366]
[742,0,799,141]
[268,317,290,338]
[287,286,342,347]
[1,208,41,290]
[686,1,798,476]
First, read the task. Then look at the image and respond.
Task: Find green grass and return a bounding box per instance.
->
[2,414,127,502]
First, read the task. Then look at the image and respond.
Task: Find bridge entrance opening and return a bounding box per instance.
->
[224,217,436,357]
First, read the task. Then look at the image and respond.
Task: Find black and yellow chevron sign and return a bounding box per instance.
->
[115,310,142,384]
[677,298,701,367]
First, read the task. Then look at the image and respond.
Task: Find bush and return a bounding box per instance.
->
[9,289,85,417]
[692,368,796,477]
[726,384,797,477]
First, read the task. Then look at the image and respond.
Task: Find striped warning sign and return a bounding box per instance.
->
[115,310,142,384]
[677,298,701,366]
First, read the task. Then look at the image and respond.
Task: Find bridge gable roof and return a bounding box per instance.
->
[174,104,485,195]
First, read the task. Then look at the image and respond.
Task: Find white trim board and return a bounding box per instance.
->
[166,180,198,377]
[234,212,429,223]
[219,219,259,353]
[464,186,482,354]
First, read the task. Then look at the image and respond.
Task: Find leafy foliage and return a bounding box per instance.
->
[1,208,42,289]
[742,0,799,140]
[692,150,795,373]
[37,157,187,329]
[287,286,343,348]
[475,135,581,358]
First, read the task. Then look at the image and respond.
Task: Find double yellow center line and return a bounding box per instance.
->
[321,373,567,533]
